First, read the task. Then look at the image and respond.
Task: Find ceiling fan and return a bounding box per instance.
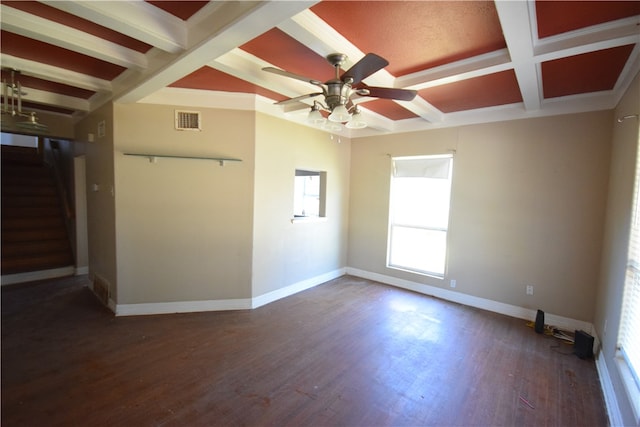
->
[262,53,417,129]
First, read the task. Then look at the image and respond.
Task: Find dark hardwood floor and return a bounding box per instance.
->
[1,275,607,426]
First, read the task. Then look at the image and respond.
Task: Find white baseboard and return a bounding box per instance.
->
[596,350,624,426]
[114,268,346,316]
[116,298,252,316]
[75,266,89,275]
[345,267,594,333]
[1,266,75,286]
[252,268,346,309]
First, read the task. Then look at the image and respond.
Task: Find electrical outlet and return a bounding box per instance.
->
[450,279,456,288]
[526,285,534,295]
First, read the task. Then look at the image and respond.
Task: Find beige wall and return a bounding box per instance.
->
[349,111,612,322]
[594,72,640,425]
[113,104,255,303]
[252,113,350,297]
[74,103,118,301]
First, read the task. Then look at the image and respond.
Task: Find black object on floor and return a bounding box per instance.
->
[535,309,545,334]
[574,330,594,359]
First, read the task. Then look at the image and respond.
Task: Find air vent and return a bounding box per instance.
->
[175,110,201,131]
[92,274,110,306]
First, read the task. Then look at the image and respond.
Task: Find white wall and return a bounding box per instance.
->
[252,113,350,298]
[349,111,612,322]
[594,71,640,426]
[1,133,37,147]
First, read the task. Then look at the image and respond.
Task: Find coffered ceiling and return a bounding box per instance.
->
[1,1,639,137]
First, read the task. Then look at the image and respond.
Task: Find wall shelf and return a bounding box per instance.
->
[123,152,242,166]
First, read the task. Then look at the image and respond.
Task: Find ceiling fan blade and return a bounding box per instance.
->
[262,67,323,86]
[275,92,324,105]
[364,86,417,101]
[342,53,389,85]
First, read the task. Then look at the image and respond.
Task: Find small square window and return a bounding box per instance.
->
[294,170,326,218]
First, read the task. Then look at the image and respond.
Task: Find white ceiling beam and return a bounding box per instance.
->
[15,86,90,112]
[278,9,366,72]
[115,1,318,104]
[534,15,640,58]
[613,44,640,105]
[41,0,187,54]
[0,54,112,92]
[279,9,401,90]
[279,9,442,123]
[494,0,541,111]
[394,97,444,124]
[0,5,147,69]
[211,49,324,103]
[397,49,512,90]
[535,34,640,63]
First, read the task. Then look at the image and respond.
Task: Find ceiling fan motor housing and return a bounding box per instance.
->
[325,80,350,109]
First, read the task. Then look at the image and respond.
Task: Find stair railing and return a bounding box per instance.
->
[43,138,75,263]
[44,139,74,220]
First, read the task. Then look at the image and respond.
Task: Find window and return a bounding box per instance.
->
[617,137,640,421]
[293,170,326,218]
[387,155,453,277]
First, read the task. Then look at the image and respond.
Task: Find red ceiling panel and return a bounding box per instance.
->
[146,1,210,21]
[0,70,95,99]
[542,44,635,98]
[170,66,288,102]
[241,28,336,83]
[311,1,506,76]
[361,99,418,121]
[419,70,522,113]
[1,31,126,81]
[3,1,152,53]
[536,1,640,38]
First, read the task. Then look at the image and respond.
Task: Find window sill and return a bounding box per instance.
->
[387,264,445,280]
[291,216,327,224]
[615,351,640,424]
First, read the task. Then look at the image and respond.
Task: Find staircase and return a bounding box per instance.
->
[1,145,74,280]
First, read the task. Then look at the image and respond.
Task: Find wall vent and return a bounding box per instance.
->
[92,274,110,306]
[175,110,201,131]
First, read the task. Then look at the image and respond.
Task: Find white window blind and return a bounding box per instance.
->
[619,141,640,392]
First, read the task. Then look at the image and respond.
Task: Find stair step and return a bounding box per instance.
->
[2,216,65,230]
[2,227,69,242]
[1,146,41,166]
[2,185,57,197]
[1,253,74,276]
[2,195,61,208]
[2,206,65,218]
[1,168,53,183]
[1,145,75,275]
[2,239,71,257]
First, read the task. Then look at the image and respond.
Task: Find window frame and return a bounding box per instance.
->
[292,169,327,223]
[616,135,640,423]
[386,154,454,278]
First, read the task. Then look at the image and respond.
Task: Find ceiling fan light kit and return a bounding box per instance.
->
[1,69,49,133]
[328,104,351,123]
[307,103,327,125]
[264,53,417,132]
[345,108,367,129]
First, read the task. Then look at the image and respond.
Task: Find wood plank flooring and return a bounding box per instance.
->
[1,275,608,426]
